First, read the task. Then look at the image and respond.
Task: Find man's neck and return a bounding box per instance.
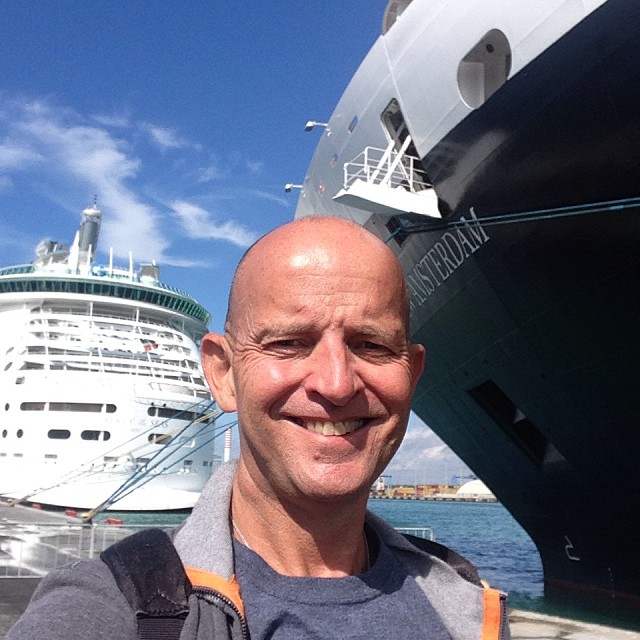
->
[230,466,370,578]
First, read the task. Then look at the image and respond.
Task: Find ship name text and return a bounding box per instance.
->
[407,208,489,312]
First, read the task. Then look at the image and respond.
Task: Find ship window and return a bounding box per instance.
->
[457,29,511,109]
[44,454,58,459]
[148,407,198,421]
[81,430,111,441]
[468,381,547,466]
[13,453,23,457]
[48,429,71,439]
[4,362,12,371]
[1,430,6,438]
[149,433,171,444]
[16,429,23,438]
[106,404,116,413]
[183,460,193,466]
[21,402,45,411]
[50,402,103,412]
[15,377,24,385]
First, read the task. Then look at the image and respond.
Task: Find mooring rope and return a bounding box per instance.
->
[390,194,640,237]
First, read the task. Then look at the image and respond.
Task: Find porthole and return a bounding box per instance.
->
[47,429,70,440]
[457,29,511,109]
[149,433,171,444]
[81,430,111,441]
[1,429,7,438]
[17,429,23,438]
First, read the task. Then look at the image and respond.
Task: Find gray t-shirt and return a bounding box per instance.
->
[233,529,452,639]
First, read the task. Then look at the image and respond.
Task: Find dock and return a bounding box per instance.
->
[509,609,640,639]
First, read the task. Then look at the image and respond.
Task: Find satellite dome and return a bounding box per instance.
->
[457,479,492,496]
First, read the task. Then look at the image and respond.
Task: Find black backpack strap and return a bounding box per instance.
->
[402,533,483,586]
[101,528,192,640]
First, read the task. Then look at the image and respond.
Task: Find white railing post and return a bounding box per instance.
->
[88,523,96,559]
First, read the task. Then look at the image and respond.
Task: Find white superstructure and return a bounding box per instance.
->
[0,204,220,512]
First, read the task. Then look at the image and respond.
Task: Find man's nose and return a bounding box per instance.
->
[304,337,363,406]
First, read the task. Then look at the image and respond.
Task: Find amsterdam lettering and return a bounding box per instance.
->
[407,208,489,312]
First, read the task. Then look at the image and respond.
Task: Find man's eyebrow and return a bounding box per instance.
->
[352,322,406,341]
[252,322,318,341]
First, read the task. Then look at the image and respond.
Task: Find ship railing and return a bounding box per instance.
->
[0,523,435,577]
[343,146,432,194]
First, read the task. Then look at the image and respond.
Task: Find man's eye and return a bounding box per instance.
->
[265,339,308,351]
[354,341,392,354]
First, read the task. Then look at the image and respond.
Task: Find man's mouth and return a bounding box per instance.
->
[291,418,366,436]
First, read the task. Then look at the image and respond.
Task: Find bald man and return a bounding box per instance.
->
[8,217,510,640]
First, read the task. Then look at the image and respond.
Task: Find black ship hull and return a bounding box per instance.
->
[296,0,640,611]
[407,0,640,606]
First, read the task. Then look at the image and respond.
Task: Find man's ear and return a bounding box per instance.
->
[409,343,426,391]
[201,332,237,412]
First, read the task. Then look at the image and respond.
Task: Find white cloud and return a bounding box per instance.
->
[13,111,172,263]
[197,164,224,183]
[170,200,258,248]
[0,95,265,267]
[246,188,289,207]
[141,123,196,151]
[246,159,263,175]
[385,412,473,485]
[0,144,43,170]
[91,113,130,128]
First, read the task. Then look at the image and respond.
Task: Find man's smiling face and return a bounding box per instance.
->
[203,218,424,505]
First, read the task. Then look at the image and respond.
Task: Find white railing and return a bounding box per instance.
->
[343,146,431,193]
[396,527,435,541]
[0,523,164,578]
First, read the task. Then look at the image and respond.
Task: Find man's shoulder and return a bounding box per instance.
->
[365,511,483,587]
[399,533,483,586]
[7,556,135,640]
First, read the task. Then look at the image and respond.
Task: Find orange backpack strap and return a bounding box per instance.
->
[481,587,507,640]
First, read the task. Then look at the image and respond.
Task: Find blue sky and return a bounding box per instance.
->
[0,0,471,485]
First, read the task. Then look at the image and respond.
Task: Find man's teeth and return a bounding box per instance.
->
[304,420,364,436]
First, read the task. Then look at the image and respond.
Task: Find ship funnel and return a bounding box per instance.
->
[78,203,102,263]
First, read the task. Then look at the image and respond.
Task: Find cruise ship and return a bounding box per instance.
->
[295,0,640,608]
[0,204,220,512]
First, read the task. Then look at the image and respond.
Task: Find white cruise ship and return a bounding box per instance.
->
[0,204,220,512]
